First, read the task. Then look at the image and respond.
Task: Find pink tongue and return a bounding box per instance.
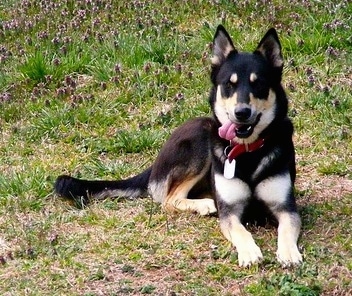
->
[218,120,236,140]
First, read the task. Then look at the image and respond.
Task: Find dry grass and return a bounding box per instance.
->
[1,169,351,295]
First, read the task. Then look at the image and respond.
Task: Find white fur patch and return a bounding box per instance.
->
[214,174,251,205]
[230,73,238,84]
[255,172,291,206]
[94,189,141,200]
[250,73,257,82]
[214,86,229,125]
[148,179,168,203]
[213,143,226,162]
[189,198,217,216]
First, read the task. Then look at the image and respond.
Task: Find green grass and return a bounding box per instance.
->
[0,0,351,295]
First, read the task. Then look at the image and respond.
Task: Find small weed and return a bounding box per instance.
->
[245,274,322,296]
[89,269,105,281]
[140,284,156,294]
[121,264,135,274]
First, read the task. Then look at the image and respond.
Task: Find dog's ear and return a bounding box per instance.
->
[211,25,238,66]
[254,28,283,70]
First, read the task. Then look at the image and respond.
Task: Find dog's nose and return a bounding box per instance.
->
[235,106,251,121]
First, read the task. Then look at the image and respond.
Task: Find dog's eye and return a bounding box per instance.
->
[251,79,269,98]
[223,82,236,96]
[225,81,236,90]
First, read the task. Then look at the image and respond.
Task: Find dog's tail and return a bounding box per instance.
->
[54,167,152,204]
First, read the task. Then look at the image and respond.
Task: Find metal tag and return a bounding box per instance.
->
[223,159,236,179]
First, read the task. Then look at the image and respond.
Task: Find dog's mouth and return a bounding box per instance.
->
[234,124,255,138]
[234,114,262,138]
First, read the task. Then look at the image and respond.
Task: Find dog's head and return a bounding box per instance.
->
[210,25,287,144]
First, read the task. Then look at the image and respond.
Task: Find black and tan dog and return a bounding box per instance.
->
[55,26,302,267]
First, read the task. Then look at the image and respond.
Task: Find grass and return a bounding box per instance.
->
[0,0,351,295]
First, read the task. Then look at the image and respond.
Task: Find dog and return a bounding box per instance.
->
[55,25,302,267]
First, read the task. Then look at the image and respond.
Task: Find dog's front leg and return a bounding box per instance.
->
[255,172,302,266]
[275,211,302,266]
[214,173,263,267]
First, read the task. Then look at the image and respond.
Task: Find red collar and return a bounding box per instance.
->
[225,138,265,162]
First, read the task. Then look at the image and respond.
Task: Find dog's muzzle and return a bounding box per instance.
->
[234,108,261,138]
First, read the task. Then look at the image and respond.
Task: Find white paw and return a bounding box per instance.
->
[196,198,217,216]
[276,244,303,267]
[237,241,263,267]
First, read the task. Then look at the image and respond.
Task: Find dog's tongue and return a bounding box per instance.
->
[218,120,236,140]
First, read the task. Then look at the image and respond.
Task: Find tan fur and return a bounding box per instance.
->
[163,175,216,216]
[224,93,238,114]
[249,89,276,112]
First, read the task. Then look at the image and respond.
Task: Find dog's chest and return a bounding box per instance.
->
[225,146,280,185]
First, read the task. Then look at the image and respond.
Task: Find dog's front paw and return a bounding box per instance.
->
[237,241,263,267]
[196,198,217,216]
[276,244,302,267]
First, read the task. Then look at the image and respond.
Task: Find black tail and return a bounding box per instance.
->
[54,167,152,204]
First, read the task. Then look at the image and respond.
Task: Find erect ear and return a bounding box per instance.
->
[254,28,283,69]
[211,25,238,66]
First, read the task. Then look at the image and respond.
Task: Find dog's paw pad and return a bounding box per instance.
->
[237,242,263,267]
[276,245,302,267]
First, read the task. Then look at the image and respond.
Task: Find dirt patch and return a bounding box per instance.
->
[296,168,352,204]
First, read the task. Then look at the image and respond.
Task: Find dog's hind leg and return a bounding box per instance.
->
[147,117,218,216]
[148,147,216,216]
[150,168,216,216]
[163,174,217,216]
[148,151,216,216]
